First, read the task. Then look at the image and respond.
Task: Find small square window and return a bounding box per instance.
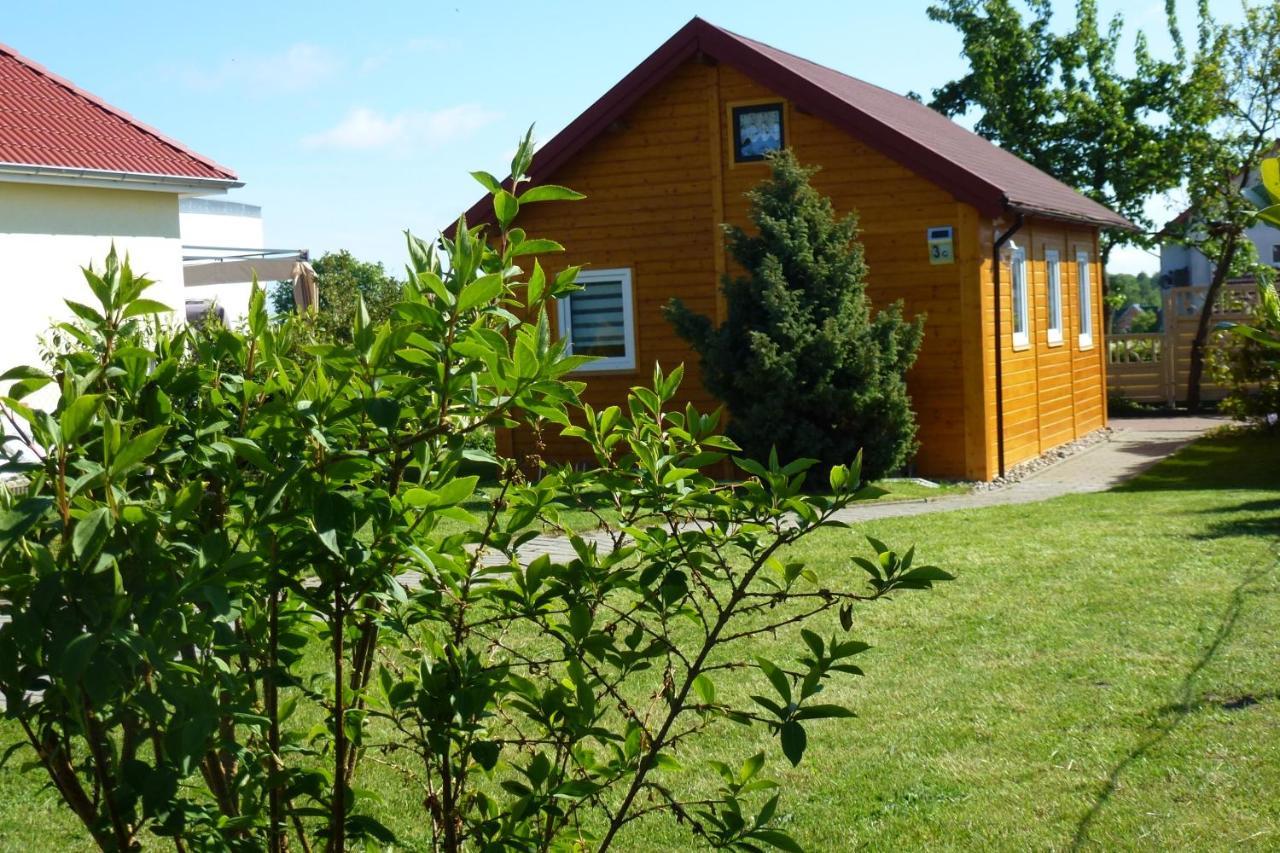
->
[1272,244,1280,264]
[732,103,784,163]
[557,268,636,372]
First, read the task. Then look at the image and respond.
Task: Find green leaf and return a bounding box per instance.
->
[510,238,565,258]
[470,740,500,771]
[0,497,54,556]
[692,673,716,705]
[471,170,502,193]
[121,299,172,318]
[64,300,105,326]
[59,394,103,444]
[751,828,804,852]
[517,184,585,204]
[780,721,807,766]
[436,475,478,507]
[111,426,168,475]
[794,704,856,721]
[493,190,519,229]
[756,657,791,705]
[458,274,504,313]
[72,507,111,560]
[226,437,272,471]
[0,365,50,382]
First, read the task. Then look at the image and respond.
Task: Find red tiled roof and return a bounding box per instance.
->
[0,43,237,183]
[459,17,1134,232]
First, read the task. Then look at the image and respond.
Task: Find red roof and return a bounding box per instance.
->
[0,43,237,183]
[460,18,1134,231]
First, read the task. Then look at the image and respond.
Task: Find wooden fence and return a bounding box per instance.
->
[1107,282,1258,406]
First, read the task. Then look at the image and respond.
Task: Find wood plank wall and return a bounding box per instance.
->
[973,216,1108,477]
[504,58,1107,480]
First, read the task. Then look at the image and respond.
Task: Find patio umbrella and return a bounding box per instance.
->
[291,260,318,314]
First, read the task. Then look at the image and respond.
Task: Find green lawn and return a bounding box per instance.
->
[2,432,1276,850]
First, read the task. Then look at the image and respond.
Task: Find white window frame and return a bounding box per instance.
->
[1045,249,1063,345]
[1010,246,1029,349]
[1076,250,1094,348]
[557,267,636,372]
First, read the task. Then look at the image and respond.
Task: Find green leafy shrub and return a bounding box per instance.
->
[0,133,948,852]
[665,149,925,482]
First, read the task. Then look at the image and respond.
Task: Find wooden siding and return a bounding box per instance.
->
[503,57,1108,480]
[972,216,1107,478]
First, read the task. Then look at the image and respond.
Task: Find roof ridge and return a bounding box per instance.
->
[0,42,237,181]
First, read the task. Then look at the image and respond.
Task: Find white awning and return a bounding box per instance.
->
[184,257,301,287]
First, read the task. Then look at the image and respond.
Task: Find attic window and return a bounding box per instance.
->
[732,103,784,162]
[557,268,636,372]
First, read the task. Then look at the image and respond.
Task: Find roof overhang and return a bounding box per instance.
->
[1007,202,1139,233]
[0,161,243,196]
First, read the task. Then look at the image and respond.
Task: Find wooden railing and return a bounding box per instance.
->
[1107,281,1255,405]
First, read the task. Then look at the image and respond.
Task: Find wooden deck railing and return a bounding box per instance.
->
[1107,281,1255,405]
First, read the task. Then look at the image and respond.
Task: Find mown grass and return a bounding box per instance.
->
[2,432,1276,850]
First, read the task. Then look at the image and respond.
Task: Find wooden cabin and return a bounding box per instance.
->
[460,18,1135,481]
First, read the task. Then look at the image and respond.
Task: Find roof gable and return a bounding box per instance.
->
[0,43,238,185]
[460,17,1133,232]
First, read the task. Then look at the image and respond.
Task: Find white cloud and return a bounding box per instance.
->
[302,105,500,152]
[358,35,455,74]
[184,43,338,94]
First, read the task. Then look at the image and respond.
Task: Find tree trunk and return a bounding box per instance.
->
[1186,233,1241,411]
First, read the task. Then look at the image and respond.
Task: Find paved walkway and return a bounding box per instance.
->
[829,414,1226,523]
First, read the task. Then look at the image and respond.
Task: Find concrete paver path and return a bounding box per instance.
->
[829,414,1226,524]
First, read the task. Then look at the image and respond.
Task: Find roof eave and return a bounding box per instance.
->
[0,162,244,195]
[1006,201,1140,233]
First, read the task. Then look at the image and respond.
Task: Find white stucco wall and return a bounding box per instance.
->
[180,198,266,326]
[0,181,185,406]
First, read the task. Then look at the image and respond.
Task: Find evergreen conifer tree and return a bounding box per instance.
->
[666,150,924,481]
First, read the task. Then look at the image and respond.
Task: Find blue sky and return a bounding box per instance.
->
[6,1,1247,275]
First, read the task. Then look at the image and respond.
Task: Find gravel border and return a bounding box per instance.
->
[971,427,1114,491]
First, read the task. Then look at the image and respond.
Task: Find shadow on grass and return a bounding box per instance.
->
[1113,431,1280,493]
[1068,560,1277,850]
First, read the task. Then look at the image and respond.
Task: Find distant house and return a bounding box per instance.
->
[1160,161,1280,289]
[1160,217,1280,289]
[0,42,241,385]
[460,18,1135,480]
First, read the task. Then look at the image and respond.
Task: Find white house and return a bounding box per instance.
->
[1160,217,1280,288]
[181,197,266,326]
[0,41,241,384]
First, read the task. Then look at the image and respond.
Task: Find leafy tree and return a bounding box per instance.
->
[1168,1,1280,409]
[927,0,1206,262]
[0,135,948,851]
[665,150,924,482]
[269,249,402,341]
[1106,272,1163,333]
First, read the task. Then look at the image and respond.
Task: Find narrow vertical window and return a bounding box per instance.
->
[1046,249,1063,345]
[1077,250,1093,347]
[557,268,636,371]
[1011,246,1029,348]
